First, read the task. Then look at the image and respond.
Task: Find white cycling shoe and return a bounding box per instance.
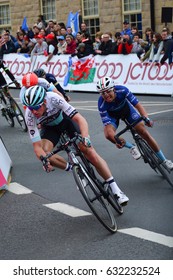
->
[164,159,173,171]
[130,146,141,160]
[117,192,129,206]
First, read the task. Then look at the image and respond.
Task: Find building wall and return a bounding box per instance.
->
[0,0,172,36]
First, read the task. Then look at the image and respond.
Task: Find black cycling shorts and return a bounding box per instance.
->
[40,116,80,147]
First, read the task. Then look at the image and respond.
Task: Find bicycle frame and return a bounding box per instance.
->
[115,116,173,187]
[44,132,123,213]
[43,132,118,233]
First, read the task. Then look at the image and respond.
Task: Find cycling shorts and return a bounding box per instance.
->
[108,101,141,128]
[40,115,80,147]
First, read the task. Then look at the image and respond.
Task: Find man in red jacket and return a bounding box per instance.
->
[118,34,133,55]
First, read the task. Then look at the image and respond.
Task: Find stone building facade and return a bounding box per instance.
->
[0,0,172,37]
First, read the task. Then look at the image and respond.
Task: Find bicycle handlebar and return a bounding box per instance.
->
[40,132,83,161]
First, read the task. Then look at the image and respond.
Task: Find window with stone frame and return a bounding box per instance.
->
[41,0,56,21]
[82,0,100,41]
[123,0,142,34]
[0,4,10,33]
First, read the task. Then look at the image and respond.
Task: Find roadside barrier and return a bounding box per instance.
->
[0,136,12,196]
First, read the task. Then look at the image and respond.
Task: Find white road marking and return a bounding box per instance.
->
[119,227,173,248]
[76,106,98,111]
[6,183,173,248]
[148,109,173,115]
[43,202,92,217]
[7,182,33,194]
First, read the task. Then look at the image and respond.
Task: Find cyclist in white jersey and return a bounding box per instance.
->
[22,85,129,206]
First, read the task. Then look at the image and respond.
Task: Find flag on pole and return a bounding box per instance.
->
[68,55,96,85]
[63,56,72,86]
[21,17,29,32]
[66,11,79,37]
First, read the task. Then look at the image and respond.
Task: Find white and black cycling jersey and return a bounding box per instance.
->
[25,91,78,143]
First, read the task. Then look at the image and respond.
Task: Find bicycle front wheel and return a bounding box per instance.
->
[137,138,173,188]
[0,92,14,127]
[2,107,14,127]
[77,153,123,214]
[9,97,27,132]
[73,165,117,233]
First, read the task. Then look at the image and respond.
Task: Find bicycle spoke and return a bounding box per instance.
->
[73,165,117,233]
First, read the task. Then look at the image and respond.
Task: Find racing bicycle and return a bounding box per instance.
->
[40,132,124,234]
[0,82,27,132]
[114,116,173,188]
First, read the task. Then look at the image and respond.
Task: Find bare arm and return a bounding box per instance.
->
[72,112,89,138]
[33,140,47,159]
[33,141,54,172]
[135,102,149,118]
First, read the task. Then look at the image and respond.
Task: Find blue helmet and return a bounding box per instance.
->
[33,68,46,78]
[22,85,46,107]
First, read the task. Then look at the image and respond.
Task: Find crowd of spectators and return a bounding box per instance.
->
[0,15,173,66]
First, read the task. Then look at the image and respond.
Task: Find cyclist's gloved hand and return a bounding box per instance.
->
[40,155,54,173]
[144,117,154,127]
[82,136,92,147]
[114,137,126,149]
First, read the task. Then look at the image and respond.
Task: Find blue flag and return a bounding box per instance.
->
[21,17,29,32]
[63,56,72,87]
[66,12,79,37]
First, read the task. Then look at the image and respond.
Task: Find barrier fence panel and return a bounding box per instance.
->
[1,53,173,95]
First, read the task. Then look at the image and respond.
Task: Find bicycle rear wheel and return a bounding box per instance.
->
[9,97,27,132]
[73,165,117,233]
[136,138,173,188]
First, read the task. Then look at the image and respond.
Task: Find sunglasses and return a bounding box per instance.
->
[28,103,43,111]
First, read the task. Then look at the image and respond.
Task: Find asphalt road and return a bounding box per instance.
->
[0,89,173,261]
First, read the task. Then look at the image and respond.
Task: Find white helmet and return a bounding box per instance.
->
[96,77,114,93]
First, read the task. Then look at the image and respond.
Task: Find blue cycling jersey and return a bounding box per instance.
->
[45,73,56,84]
[98,85,140,128]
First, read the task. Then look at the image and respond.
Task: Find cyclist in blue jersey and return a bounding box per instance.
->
[96,76,173,170]
[33,68,70,102]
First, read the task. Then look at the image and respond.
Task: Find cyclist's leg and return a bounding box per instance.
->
[134,122,160,152]
[78,137,129,205]
[63,115,129,204]
[40,126,68,170]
